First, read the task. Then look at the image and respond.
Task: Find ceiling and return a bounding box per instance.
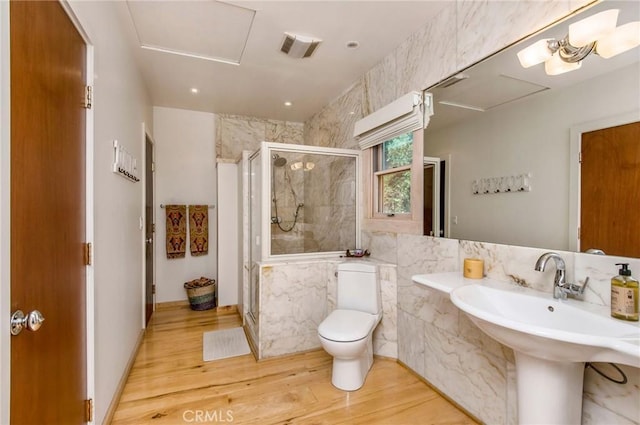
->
[117,0,450,122]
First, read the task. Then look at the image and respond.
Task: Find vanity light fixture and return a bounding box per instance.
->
[190,87,199,94]
[284,101,293,107]
[517,9,640,75]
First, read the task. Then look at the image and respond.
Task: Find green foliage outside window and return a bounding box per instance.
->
[381,133,413,169]
[379,133,413,214]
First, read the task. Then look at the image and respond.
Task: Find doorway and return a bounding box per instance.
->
[423,157,445,237]
[145,134,155,326]
[10,1,89,422]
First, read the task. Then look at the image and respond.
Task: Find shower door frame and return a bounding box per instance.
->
[247,149,262,327]
[259,141,362,262]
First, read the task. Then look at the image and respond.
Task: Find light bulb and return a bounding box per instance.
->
[544,53,582,75]
[517,39,554,68]
[596,21,640,58]
[569,9,619,47]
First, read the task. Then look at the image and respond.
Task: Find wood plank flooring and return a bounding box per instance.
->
[111,304,477,425]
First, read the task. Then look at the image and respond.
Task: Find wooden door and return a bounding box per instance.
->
[580,121,640,258]
[423,164,434,236]
[145,136,154,325]
[10,1,87,423]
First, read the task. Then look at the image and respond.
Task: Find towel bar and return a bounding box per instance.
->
[160,204,215,209]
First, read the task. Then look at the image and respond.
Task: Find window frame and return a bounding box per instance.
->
[373,164,412,219]
[363,128,424,234]
[373,133,413,217]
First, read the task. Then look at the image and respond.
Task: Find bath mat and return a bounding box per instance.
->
[165,204,186,259]
[189,204,209,256]
[203,327,251,361]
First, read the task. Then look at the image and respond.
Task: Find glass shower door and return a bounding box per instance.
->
[248,150,261,324]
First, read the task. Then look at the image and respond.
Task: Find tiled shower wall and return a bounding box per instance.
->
[215,114,304,162]
[303,154,358,253]
[304,0,639,423]
[217,115,356,255]
[272,153,358,255]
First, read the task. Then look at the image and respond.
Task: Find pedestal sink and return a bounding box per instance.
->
[450,283,640,425]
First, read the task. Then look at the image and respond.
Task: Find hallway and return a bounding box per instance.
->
[111,305,477,424]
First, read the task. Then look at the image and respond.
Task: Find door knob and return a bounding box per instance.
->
[146,238,153,244]
[10,310,45,335]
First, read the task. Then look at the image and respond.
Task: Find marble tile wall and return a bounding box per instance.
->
[216,114,304,162]
[224,115,357,256]
[305,2,592,139]
[256,258,397,360]
[364,230,640,424]
[302,0,640,422]
[334,159,358,227]
[259,261,328,358]
[455,1,572,70]
[271,154,306,255]
[270,151,358,255]
[304,83,363,150]
[308,155,358,252]
[375,263,398,358]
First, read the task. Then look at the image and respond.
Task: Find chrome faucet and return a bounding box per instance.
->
[534,252,589,300]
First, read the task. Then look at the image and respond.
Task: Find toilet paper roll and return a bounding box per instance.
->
[463,258,484,279]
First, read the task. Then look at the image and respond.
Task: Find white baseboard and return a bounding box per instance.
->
[101,329,145,425]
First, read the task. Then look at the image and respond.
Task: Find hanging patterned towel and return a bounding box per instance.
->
[189,205,209,256]
[165,205,187,259]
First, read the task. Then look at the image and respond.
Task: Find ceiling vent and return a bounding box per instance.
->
[280,33,322,58]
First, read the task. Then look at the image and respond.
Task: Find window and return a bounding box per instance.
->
[362,128,424,234]
[355,91,431,234]
[374,133,413,215]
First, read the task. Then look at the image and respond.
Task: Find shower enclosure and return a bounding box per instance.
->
[247,141,360,325]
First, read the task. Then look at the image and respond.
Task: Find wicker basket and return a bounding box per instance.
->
[183,277,216,311]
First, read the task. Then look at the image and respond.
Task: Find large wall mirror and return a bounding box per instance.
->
[424,0,639,258]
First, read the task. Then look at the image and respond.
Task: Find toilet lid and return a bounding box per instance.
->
[318,309,378,342]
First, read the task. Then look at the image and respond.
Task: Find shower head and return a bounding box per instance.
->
[272,154,287,167]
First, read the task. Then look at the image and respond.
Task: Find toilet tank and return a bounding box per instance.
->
[336,262,381,314]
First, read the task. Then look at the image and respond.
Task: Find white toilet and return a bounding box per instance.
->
[318,262,382,391]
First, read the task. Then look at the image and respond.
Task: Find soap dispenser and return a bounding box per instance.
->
[611,263,639,321]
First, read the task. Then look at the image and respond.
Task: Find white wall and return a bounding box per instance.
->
[425,63,640,250]
[217,162,239,307]
[66,2,153,423]
[0,2,11,422]
[153,107,217,303]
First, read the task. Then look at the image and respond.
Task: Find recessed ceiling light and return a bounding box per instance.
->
[284,101,293,107]
[190,88,199,94]
[346,41,360,49]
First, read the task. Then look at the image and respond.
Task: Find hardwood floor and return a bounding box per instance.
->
[111,304,477,425]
